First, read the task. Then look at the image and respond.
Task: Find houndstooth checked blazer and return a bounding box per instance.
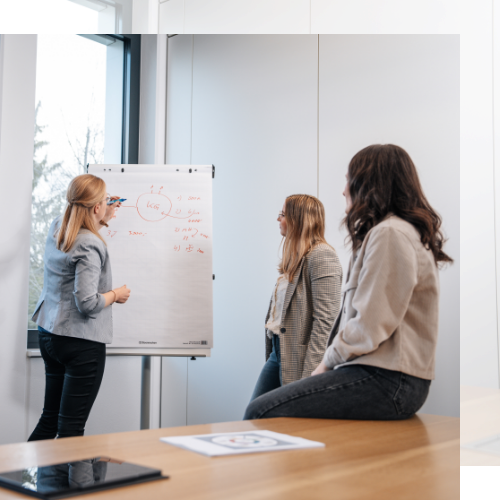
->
[265,243,343,385]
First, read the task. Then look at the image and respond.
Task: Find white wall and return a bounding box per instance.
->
[132,0,160,33]
[460,1,499,388]
[159,0,184,34]
[165,33,193,164]
[158,0,459,35]
[0,35,37,445]
[139,34,158,164]
[185,0,310,33]
[160,0,310,34]
[494,0,500,386]
[318,35,459,416]
[97,4,117,34]
[139,33,168,165]
[164,34,460,420]
[311,0,459,34]
[132,0,150,33]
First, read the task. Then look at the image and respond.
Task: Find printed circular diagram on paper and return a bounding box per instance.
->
[211,435,278,448]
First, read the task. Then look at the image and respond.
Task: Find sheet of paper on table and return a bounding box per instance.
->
[160,430,325,457]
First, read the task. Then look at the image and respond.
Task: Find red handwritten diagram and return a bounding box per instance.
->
[119,187,201,223]
[107,185,210,256]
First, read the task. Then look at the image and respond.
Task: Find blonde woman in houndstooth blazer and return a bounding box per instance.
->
[249,194,343,402]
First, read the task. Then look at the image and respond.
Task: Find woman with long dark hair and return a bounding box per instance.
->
[249,194,342,401]
[245,144,452,420]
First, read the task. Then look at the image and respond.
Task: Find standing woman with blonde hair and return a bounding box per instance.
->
[249,194,343,402]
[245,144,453,421]
[29,174,130,441]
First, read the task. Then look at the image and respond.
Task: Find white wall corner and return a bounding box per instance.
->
[155,34,168,163]
[132,0,146,33]
[159,0,184,34]
[138,35,167,164]
[132,0,159,34]
[0,35,37,444]
[148,0,160,35]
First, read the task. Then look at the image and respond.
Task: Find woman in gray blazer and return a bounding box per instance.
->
[29,174,130,441]
[249,194,343,401]
[245,144,453,421]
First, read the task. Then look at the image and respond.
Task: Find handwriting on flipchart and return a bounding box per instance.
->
[105,186,209,255]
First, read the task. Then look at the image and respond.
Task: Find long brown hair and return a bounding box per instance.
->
[57,174,107,253]
[279,194,331,282]
[344,144,453,265]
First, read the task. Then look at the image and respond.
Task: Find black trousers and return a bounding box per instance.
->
[28,327,106,441]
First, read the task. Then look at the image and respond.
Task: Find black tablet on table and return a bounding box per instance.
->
[0,457,168,499]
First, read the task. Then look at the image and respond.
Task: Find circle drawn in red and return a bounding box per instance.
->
[136,193,172,222]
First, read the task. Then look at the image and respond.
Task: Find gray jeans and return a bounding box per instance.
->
[244,364,430,420]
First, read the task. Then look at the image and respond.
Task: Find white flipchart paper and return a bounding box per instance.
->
[89,164,213,349]
[160,430,325,456]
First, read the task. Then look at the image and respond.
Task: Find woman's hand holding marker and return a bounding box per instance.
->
[107,197,126,205]
[101,195,123,224]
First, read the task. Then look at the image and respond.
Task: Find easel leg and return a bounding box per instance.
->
[140,356,162,429]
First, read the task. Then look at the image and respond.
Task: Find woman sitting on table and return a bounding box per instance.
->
[29,174,131,441]
[244,144,453,420]
[249,194,343,402]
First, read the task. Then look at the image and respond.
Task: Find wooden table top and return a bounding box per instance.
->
[0,415,458,500]
[461,385,500,465]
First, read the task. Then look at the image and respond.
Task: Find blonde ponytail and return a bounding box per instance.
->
[57,174,107,253]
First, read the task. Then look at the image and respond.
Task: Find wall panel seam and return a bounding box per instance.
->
[317,34,319,198]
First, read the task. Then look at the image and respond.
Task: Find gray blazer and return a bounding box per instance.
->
[32,216,113,344]
[265,243,343,385]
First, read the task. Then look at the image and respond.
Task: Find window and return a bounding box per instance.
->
[27,34,140,342]
[40,0,132,35]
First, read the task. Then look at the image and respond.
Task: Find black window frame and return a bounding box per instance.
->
[28,34,141,348]
[109,34,141,164]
